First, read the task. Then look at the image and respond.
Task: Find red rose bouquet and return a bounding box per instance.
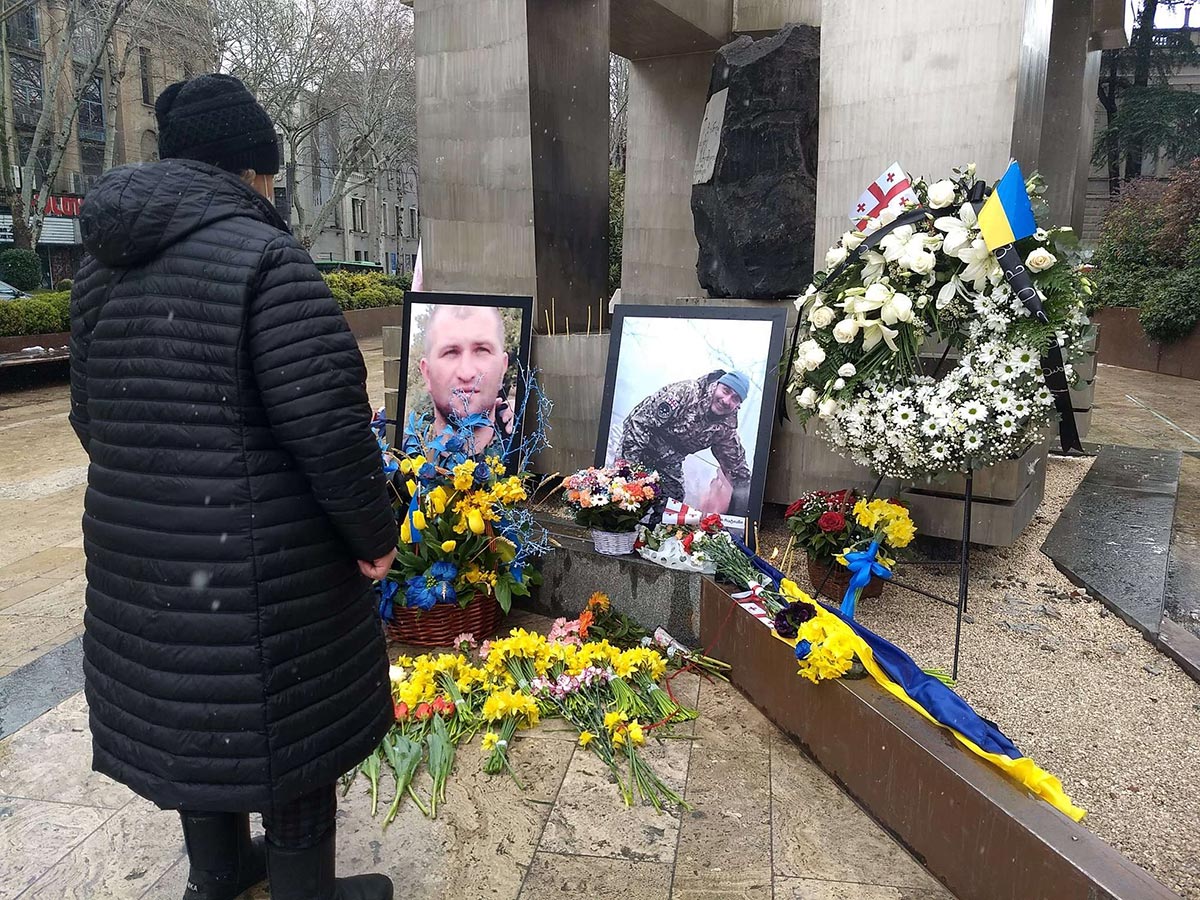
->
[784,489,865,563]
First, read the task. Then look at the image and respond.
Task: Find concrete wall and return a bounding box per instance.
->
[1038,0,1101,234]
[415,0,537,297]
[733,0,820,33]
[619,52,714,304]
[814,0,1053,255]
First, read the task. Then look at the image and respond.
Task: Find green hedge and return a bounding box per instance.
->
[0,290,70,338]
[323,271,405,312]
[1140,269,1200,343]
[1092,160,1200,342]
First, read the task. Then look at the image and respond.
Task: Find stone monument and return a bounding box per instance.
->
[691,24,820,300]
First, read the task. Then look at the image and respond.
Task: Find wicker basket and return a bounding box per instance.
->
[806,555,885,602]
[383,592,505,648]
[591,528,639,556]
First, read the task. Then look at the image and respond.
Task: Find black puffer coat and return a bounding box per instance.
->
[69,159,397,813]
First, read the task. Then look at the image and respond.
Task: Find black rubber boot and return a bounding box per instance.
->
[179,812,267,900]
[265,826,393,900]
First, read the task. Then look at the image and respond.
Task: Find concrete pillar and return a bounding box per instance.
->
[1039,0,1102,234]
[733,0,820,34]
[814,0,1053,255]
[619,51,715,304]
[414,0,609,333]
[611,0,732,58]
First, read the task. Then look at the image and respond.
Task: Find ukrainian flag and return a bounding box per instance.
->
[732,537,1085,821]
[977,160,1038,252]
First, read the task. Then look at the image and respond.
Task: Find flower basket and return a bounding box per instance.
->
[591,529,639,556]
[806,555,885,602]
[384,590,505,648]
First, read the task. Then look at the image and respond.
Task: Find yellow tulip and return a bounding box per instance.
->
[441,540,457,553]
[400,519,412,544]
[411,510,427,530]
[428,486,448,514]
[468,508,485,535]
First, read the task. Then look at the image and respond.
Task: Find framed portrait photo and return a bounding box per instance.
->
[398,292,534,460]
[595,304,788,529]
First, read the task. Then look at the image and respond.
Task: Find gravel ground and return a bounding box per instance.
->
[758,455,1200,898]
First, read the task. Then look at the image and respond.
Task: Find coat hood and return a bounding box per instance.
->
[80,159,287,268]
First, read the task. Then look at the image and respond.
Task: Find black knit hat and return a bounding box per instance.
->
[155,74,280,175]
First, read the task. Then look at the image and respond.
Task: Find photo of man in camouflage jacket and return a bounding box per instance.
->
[619,369,753,515]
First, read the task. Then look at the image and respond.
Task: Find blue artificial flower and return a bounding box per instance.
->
[473,463,491,486]
[418,462,438,482]
[376,578,400,620]
[511,562,525,584]
[429,561,458,583]
[405,575,438,611]
[795,639,812,660]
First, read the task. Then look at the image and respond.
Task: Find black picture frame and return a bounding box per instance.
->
[397,291,535,453]
[595,304,788,532]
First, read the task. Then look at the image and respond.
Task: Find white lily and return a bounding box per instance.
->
[958,238,993,291]
[881,291,913,325]
[859,317,900,353]
[860,250,887,285]
[936,276,963,310]
[878,225,915,263]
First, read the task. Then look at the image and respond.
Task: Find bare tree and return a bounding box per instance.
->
[609,54,628,171]
[214,0,415,248]
[0,0,133,248]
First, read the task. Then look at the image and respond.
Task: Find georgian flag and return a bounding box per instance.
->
[849,162,919,231]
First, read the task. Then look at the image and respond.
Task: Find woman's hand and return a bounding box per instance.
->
[358,549,397,580]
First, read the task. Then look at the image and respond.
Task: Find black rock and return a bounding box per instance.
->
[691,23,820,300]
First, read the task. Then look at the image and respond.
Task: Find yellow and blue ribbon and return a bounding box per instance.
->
[729,536,1084,821]
[840,540,891,619]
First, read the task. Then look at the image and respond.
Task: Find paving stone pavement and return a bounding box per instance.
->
[1088,363,1200,642]
[0,344,953,899]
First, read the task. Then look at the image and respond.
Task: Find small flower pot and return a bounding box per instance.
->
[806,555,885,602]
[591,529,639,556]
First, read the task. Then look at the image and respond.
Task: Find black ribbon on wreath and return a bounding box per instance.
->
[778,185,1083,453]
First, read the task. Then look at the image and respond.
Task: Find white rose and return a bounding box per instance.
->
[909,250,936,275]
[832,318,860,344]
[825,245,849,269]
[818,398,840,418]
[878,206,900,226]
[1025,248,1057,272]
[798,387,818,408]
[809,305,836,329]
[838,363,857,378]
[797,339,826,371]
[927,179,956,209]
[833,378,846,390]
[842,230,865,251]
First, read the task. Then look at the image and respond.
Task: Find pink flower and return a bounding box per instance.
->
[479,640,492,659]
[453,632,477,652]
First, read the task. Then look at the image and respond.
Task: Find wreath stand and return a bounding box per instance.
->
[812,472,974,681]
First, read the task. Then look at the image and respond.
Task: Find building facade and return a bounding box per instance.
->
[278,112,419,276]
[1,1,199,283]
[299,166,420,277]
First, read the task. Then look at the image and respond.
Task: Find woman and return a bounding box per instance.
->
[69,74,397,900]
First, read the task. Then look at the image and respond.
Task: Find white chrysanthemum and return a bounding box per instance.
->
[959,401,989,424]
